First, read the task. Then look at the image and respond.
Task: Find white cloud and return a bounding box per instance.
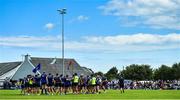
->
[99,0,180,30]
[45,23,54,30]
[77,15,89,21]
[0,33,179,52]
[0,36,59,50]
[68,15,89,23]
[84,33,180,45]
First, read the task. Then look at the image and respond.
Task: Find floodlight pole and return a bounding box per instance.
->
[57,8,66,76]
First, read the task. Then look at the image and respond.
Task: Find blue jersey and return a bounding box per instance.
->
[25,78,28,83]
[86,77,90,84]
[34,76,41,84]
[61,77,66,84]
[48,75,53,84]
[54,76,61,83]
[65,78,71,86]
[41,74,47,83]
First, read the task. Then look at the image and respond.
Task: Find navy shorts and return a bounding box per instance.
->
[34,83,40,87]
[25,83,29,88]
[55,83,61,87]
[21,85,25,89]
[41,82,47,85]
[65,83,70,87]
[119,83,124,88]
[48,83,53,87]
[73,83,78,86]
[29,84,33,88]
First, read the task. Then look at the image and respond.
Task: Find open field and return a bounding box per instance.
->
[0,90,180,100]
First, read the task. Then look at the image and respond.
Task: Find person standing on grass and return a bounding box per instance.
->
[79,74,86,94]
[101,77,107,93]
[96,75,102,94]
[28,75,34,95]
[20,78,25,95]
[90,74,96,94]
[54,73,61,94]
[64,75,71,95]
[34,74,41,95]
[72,73,79,94]
[24,76,29,95]
[47,73,54,95]
[118,76,125,93]
[85,75,90,94]
[41,72,48,95]
[60,74,64,95]
[30,75,36,94]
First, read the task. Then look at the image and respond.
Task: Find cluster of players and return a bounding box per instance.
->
[19,72,124,95]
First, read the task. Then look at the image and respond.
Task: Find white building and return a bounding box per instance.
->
[0,55,93,82]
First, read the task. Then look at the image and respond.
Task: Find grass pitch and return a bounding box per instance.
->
[0,90,180,100]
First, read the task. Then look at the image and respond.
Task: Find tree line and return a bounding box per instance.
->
[94,62,180,81]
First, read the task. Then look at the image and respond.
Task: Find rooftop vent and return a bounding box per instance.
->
[50,57,56,64]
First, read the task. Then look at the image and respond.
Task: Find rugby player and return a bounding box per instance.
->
[90,74,96,94]
[64,75,71,95]
[41,72,48,95]
[59,74,64,95]
[20,78,25,95]
[34,74,41,95]
[118,76,125,93]
[79,74,86,94]
[47,73,54,95]
[96,75,102,94]
[54,73,61,94]
[72,73,79,94]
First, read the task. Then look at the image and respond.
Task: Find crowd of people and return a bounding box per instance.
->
[105,80,180,90]
[3,72,179,95]
[17,72,125,95]
[125,80,180,90]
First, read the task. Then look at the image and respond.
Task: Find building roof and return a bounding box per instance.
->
[30,57,92,76]
[0,57,92,80]
[0,62,21,76]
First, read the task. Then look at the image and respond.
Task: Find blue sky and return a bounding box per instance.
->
[0,0,180,72]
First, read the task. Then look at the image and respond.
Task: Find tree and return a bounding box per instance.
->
[94,71,104,77]
[172,62,180,80]
[154,65,174,80]
[105,67,118,80]
[121,64,153,80]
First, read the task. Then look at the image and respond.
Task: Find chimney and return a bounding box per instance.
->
[24,54,30,61]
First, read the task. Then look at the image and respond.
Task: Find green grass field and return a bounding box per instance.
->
[0,90,180,100]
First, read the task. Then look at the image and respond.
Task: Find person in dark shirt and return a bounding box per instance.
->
[20,78,25,95]
[54,73,61,94]
[101,77,107,92]
[86,75,91,94]
[79,74,86,94]
[96,75,102,94]
[118,76,125,93]
[82,76,88,94]
[64,75,71,95]
[47,73,54,95]
[24,76,29,94]
[59,74,64,95]
[41,72,48,95]
[34,74,41,95]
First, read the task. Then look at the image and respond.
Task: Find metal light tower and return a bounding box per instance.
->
[57,8,66,76]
